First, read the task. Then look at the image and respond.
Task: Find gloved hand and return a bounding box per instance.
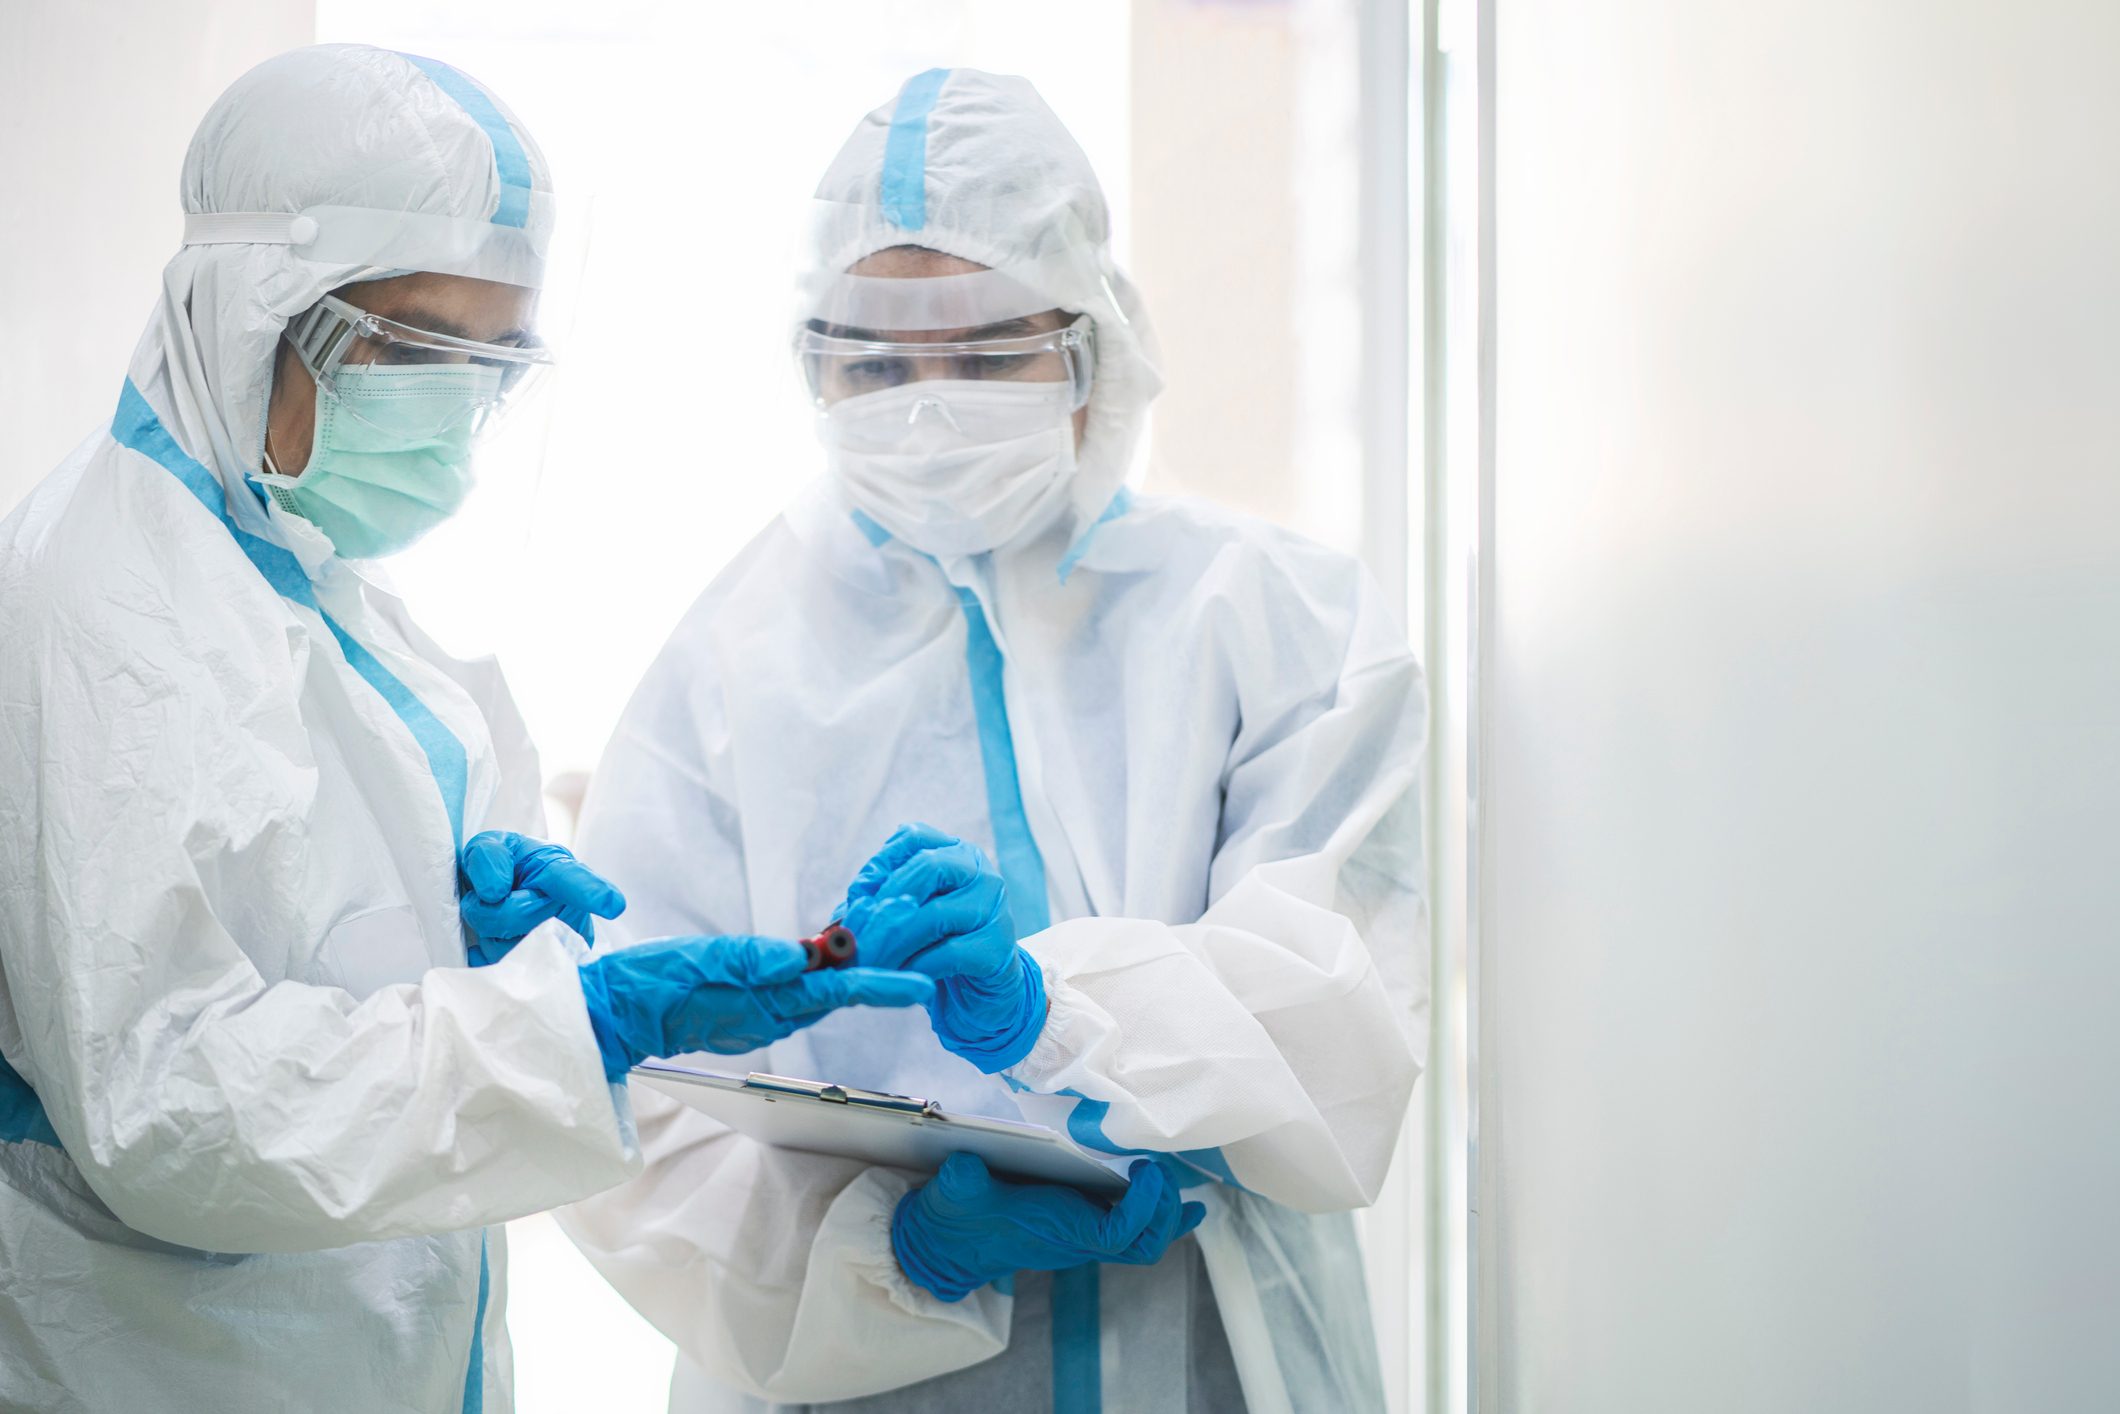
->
[838,823,1047,1072]
[891,1153,1207,1303]
[459,829,627,966]
[576,935,936,1082]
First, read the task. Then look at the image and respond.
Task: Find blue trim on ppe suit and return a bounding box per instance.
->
[1063,1093,1245,1193]
[881,68,952,231]
[846,504,1155,1410]
[111,382,470,847]
[953,584,1108,1412]
[402,54,534,228]
[0,1057,60,1149]
[462,1228,491,1414]
[1056,489,1133,585]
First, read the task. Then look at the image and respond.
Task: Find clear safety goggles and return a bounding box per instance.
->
[795,314,1097,410]
[289,294,551,397]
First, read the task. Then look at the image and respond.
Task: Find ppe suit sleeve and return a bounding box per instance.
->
[1007,564,1430,1214]
[558,650,1011,1401]
[559,1085,1011,1402]
[0,586,638,1255]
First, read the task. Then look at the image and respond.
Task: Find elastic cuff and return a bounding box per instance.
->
[889,1188,982,1303]
[939,951,1048,1074]
[574,963,638,1083]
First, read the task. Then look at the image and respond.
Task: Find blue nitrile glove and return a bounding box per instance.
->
[459,830,627,966]
[575,935,936,1082]
[891,1153,1207,1303]
[839,824,1048,1073]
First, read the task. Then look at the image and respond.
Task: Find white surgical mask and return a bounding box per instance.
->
[819,380,1078,558]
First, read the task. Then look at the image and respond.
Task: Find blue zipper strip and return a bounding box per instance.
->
[954,582,1106,1408]
[956,589,1051,934]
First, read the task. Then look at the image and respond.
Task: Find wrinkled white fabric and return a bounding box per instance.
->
[564,481,1425,1411]
[0,44,636,1414]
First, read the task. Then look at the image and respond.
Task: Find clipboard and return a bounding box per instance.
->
[632,1062,1131,1197]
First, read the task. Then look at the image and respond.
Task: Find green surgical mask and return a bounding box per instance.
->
[258,363,503,560]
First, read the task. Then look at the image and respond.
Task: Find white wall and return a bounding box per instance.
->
[1477,2,2120,1410]
[1129,0,1370,564]
[0,0,315,513]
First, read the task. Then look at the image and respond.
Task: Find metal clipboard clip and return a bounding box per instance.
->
[742,1072,942,1119]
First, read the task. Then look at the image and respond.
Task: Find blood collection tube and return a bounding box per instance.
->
[800,923,857,971]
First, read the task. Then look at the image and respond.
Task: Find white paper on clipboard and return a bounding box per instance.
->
[631,1063,1132,1196]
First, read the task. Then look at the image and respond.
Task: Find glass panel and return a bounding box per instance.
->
[1481,2,2120,1409]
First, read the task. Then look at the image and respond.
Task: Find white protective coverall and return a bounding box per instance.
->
[0,45,636,1414]
[559,70,1429,1413]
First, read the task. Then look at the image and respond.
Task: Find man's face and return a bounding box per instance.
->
[264,273,537,477]
[821,246,1090,446]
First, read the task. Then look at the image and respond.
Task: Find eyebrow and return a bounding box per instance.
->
[961,316,1048,340]
[391,312,530,347]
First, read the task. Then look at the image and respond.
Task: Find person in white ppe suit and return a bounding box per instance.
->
[0,45,930,1414]
[560,67,1429,1413]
